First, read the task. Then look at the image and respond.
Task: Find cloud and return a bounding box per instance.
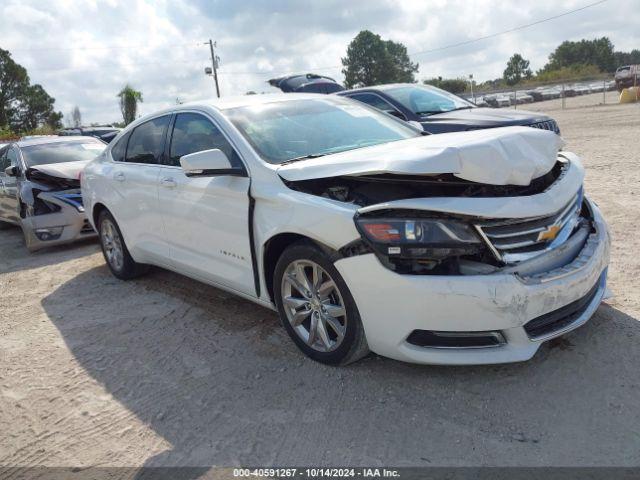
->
[0,0,634,124]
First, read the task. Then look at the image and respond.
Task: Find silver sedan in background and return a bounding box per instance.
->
[0,136,105,251]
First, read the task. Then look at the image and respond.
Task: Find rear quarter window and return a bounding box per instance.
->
[110,131,130,162]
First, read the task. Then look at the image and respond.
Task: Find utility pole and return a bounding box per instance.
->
[205,39,220,98]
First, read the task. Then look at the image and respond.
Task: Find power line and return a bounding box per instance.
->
[237,0,611,79]
[29,58,204,72]
[7,42,203,52]
[409,0,609,57]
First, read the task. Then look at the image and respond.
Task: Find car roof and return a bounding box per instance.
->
[192,93,334,110]
[81,127,120,132]
[15,136,105,148]
[117,93,354,134]
[130,93,342,122]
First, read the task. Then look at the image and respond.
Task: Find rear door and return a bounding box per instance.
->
[108,115,171,264]
[158,111,255,295]
[0,146,20,223]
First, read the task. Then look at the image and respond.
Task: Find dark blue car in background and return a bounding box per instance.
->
[337,83,560,135]
[268,74,560,135]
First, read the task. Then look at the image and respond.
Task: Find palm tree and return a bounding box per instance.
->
[117,85,143,125]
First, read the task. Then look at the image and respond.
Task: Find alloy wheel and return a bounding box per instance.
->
[101,219,124,272]
[280,259,347,352]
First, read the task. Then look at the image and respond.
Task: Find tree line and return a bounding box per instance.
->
[0,48,63,134]
[0,46,144,137]
[341,31,639,93]
[502,37,639,86]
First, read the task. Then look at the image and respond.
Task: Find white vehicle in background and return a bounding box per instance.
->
[509,92,533,105]
[82,94,609,366]
[494,94,511,107]
[614,65,639,91]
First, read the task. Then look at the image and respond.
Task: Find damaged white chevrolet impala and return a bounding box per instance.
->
[82,94,610,365]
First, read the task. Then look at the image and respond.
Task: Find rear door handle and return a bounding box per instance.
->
[161,177,177,188]
[113,172,126,182]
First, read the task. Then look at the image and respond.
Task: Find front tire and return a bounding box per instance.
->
[274,242,369,365]
[97,209,148,280]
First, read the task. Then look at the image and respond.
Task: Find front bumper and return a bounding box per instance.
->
[334,200,610,365]
[21,195,96,252]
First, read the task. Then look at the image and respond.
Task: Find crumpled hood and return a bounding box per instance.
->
[423,107,549,125]
[29,160,89,180]
[277,126,564,186]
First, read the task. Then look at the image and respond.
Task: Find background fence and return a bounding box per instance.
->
[461,73,621,111]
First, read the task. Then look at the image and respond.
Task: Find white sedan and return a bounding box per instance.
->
[81,94,609,365]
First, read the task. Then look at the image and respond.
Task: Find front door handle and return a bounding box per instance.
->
[113,172,126,182]
[161,177,177,188]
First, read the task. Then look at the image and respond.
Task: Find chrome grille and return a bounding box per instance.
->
[529,119,560,134]
[476,192,582,263]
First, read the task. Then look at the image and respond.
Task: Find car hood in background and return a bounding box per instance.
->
[421,107,552,133]
[29,160,90,181]
[277,126,564,186]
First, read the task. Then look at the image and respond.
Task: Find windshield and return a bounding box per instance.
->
[21,140,105,167]
[385,85,475,116]
[225,97,420,164]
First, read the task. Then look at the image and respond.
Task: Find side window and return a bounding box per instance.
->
[0,147,7,170]
[3,147,20,176]
[125,115,171,164]
[349,93,405,118]
[6,148,19,167]
[110,131,130,162]
[169,112,242,168]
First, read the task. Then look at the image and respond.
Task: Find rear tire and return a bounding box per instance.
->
[274,241,369,365]
[97,209,149,280]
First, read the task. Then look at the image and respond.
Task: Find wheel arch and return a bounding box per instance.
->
[92,202,109,228]
[262,232,339,303]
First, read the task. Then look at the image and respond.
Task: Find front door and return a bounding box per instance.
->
[158,112,255,296]
[0,147,21,223]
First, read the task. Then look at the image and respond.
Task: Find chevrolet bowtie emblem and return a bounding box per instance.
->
[537,225,561,242]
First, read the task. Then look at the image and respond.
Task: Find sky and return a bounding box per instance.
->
[0,0,636,125]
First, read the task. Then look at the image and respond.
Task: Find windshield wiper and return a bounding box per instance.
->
[280,153,327,165]
[417,106,475,116]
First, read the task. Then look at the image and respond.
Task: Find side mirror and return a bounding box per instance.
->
[407,120,425,132]
[179,149,245,177]
[4,166,17,177]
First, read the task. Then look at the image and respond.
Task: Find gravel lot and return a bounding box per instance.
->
[1,92,639,468]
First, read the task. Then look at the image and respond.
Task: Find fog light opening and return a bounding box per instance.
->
[34,227,64,241]
[406,330,506,349]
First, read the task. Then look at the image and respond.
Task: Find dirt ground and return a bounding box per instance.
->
[1,92,639,468]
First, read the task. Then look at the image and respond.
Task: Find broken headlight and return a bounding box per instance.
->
[355,217,484,271]
[31,193,61,216]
